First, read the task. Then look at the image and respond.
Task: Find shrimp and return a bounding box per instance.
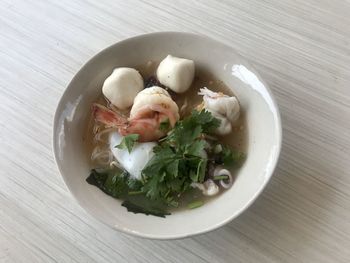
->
[92,86,179,142]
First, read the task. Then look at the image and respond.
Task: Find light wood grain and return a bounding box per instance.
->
[1,0,350,262]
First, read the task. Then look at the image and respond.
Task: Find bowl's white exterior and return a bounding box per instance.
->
[53,32,282,239]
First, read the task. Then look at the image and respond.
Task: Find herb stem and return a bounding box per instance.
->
[213,175,229,181]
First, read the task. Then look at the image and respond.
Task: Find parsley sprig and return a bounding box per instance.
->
[140,110,220,206]
[115,134,139,153]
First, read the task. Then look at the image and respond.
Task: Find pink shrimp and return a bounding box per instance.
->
[92,103,177,142]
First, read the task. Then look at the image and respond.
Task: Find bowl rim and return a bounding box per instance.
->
[53,31,282,240]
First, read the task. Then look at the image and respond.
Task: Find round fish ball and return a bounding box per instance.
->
[102,67,143,109]
[156,55,195,93]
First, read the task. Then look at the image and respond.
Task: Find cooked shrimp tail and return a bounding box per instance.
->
[92,103,127,127]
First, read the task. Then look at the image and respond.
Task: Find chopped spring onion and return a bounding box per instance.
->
[213,175,229,181]
[187,200,204,209]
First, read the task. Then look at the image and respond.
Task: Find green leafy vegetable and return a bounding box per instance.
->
[213,175,229,181]
[87,110,245,217]
[221,145,245,166]
[122,200,170,218]
[86,168,169,217]
[166,110,220,148]
[115,134,139,153]
[141,110,220,207]
[86,168,129,198]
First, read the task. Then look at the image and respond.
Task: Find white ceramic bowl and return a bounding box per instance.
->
[53,32,282,239]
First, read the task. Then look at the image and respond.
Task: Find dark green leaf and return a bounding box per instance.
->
[166,177,185,192]
[142,172,167,200]
[222,146,246,166]
[87,168,171,217]
[86,168,129,198]
[122,200,170,218]
[190,109,221,132]
[166,159,179,178]
[185,140,206,157]
[127,178,143,191]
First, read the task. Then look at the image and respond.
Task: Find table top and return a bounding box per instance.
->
[1,0,350,262]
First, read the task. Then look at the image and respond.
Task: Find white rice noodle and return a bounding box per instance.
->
[180,97,188,114]
[94,127,117,143]
[91,146,113,166]
[93,123,101,134]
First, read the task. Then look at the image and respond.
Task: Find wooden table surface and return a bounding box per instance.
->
[1,0,350,262]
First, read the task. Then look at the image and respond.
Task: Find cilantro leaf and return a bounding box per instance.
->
[214,144,246,166]
[166,109,220,148]
[142,172,167,200]
[140,110,219,206]
[166,159,179,178]
[185,140,206,157]
[127,178,143,191]
[190,109,221,133]
[142,146,176,178]
[115,134,139,153]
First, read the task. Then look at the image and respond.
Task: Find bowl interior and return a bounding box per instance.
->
[53,32,281,239]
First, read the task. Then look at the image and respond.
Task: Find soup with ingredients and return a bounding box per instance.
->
[85,55,247,217]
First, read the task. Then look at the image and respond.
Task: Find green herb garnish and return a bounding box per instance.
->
[121,200,170,217]
[213,175,229,181]
[86,168,169,217]
[213,144,245,166]
[115,134,139,153]
[187,200,204,209]
[87,110,245,217]
[141,110,220,206]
